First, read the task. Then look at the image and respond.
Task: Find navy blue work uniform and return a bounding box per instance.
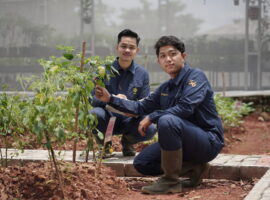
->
[91,58,156,143]
[107,64,224,175]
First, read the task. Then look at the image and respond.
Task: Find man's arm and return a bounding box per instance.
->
[95,85,160,116]
[148,70,209,123]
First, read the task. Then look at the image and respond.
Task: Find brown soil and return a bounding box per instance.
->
[0,161,255,200]
[0,162,127,200]
[1,112,269,200]
[120,177,255,200]
[221,113,270,155]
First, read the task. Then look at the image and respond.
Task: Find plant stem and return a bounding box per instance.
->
[72,108,79,163]
[45,131,66,199]
[4,135,8,167]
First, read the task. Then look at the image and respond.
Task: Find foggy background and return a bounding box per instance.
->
[0,0,269,91]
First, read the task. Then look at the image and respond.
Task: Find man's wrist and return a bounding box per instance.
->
[148,113,156,123]
[108,94,116,103]
[108,94,112,102]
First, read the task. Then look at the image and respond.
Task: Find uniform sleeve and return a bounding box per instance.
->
[109,87,161,116]
[91,95,107,108]
[148,70,209,123]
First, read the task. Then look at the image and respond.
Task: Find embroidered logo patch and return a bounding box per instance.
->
[133,87,138,95]
[188,80,197,87]
[161,93,168,96]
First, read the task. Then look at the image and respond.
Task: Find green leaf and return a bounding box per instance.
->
[56,127,66,142]
[72,93,80,106]
[97,129,104,140]
[63,53,74,60]
[56,45,74,53]
[95,79,105,87]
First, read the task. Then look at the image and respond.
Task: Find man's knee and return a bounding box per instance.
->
[157,114,183,135]
[133,155,162,176]
[144,124,157,140]
[90,107,106,119]
[158,114,178,128]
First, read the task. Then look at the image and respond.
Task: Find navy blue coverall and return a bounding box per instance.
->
[107,64,224,175]
[91,58,156,143]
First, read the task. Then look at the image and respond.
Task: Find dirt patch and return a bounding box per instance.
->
[222,113,270,155]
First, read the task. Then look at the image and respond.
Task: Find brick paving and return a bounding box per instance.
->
[1,148,270,199]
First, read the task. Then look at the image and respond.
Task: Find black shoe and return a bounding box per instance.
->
[121,136,136,156]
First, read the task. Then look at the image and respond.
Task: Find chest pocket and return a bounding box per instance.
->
[160,92,176,109]
[127,84,142,100]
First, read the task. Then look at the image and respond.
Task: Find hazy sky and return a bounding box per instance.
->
[103,0,245,33]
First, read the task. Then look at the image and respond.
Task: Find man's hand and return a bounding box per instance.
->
[115,94,137,117]
[95,85,111,103]
[115,94,127,99]
[138,116,152,137]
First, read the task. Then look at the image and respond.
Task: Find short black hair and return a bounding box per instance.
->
[117,29,140,46]
[154,35,185,56]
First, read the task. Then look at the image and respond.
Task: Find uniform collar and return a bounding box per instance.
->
[113,57,136,74]
[170,63,190,86]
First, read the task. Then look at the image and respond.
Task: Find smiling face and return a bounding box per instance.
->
[116,36,139,69]
[158,45,186,78]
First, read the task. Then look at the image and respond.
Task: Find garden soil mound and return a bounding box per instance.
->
[0,162,127,200]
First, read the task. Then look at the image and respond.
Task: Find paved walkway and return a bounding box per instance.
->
[1,148,270,200]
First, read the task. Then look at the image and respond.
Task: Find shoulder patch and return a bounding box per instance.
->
[188,80,197,87]
[133,87,138,95]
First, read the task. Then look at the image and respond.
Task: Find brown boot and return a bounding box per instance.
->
[141,149,183,194]
[180,162,209,187]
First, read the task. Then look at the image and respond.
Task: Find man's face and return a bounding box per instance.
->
[116,36,139,64]
[158,45,186,78]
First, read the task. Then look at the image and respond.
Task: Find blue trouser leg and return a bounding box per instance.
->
[133,114,222,176]
[90,107,156,143]
[90,107,112,133]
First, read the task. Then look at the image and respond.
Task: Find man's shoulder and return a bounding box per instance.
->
[133,62,149,75]
[186,65,205,75]
[186,66,208,82]
[133,62,146,70]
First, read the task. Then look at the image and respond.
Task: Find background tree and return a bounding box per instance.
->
[119,0,202,48]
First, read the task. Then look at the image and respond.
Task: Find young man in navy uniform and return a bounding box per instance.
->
[91,29,156,157]
[95,35,224,194]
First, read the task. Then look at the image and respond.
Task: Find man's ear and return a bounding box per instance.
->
[182,52,187,59]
